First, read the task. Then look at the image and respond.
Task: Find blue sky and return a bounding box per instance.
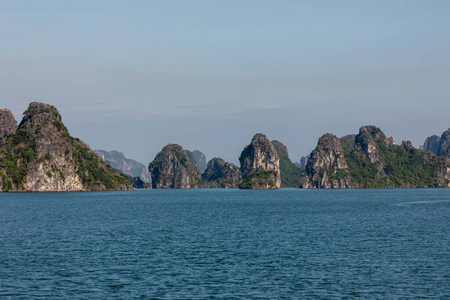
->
[1,1,449,164]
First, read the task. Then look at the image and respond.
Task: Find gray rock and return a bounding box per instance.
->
[438,129,450,157]
[354,125,390,164]
[299,133,352,189]
[272,140,302,187]
[131,177,152,189]
[339,134,356,153]
[239,133,281,189]
[149,144,201,189]
[192,150,207,173]
[420,135,441,154]
[202,157,242,188]
[299,125,450,189]
[0,102,132,192]
[401,140,414,151]
[0,109,17,139]
[95,149,152,183]
[299,156,309,170]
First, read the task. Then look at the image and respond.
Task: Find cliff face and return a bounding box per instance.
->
[272,140,302,187]
[348,126,448,188]
[299,125,450,188]
[421,129,450,158]
[202,157,242,188]
[353,126,393,165]
[184,149,207,173]
[298,133,352,188]
[421,135,441,154]
[239,133,281,189]
[438,129,450,157]
[0,109,17,139]
[149,144,201,189]
[340,134,356,153]
[192,150,207,172]
[0,102,131,192]
[95,149,152,183]
[299,156,308,170]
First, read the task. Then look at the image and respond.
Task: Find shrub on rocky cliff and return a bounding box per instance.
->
[0,102,131,192]
[239,133,281,189]
[149,144,202,189]
[300,125,450,188]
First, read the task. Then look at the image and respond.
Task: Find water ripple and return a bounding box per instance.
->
[0,189,449,298]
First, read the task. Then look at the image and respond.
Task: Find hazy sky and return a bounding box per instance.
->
[1,1,449,164]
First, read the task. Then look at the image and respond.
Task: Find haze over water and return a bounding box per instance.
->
[1,189,449,298]
[1,1,450,164]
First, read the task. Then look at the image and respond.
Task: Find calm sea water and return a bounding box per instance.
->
[0,189,449,299]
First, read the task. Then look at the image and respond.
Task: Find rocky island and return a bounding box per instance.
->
[239,133,281,189]
[148,133,286,189]
[0,102,132,192]
[299,125,450,188]
[4,105,447,193]
[148,144,202,188]
[202,157,242,188]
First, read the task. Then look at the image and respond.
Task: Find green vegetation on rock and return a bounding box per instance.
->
[149,144,202,189]
[239,170,278,189]
[340,134,356,153]
[94,149,152,183]
[0,102,132,192]
[71,142,130,190]
[239,133,281,189]
[345,138,447,188]
[301,125,450,189]
[272,140,303,187]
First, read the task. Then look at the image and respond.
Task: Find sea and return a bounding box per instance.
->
[0,188,449,299]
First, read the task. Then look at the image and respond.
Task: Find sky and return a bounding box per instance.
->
[1,1,449,165]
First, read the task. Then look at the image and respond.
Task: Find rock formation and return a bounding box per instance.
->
[438,129,450,157]
[202,157,242,188]
[339,134,356,153]
[271,140,302,187]
[353,125,393,164]
[421,135,441,154]
[192,150,207,172]
[421,129,450,158]
[184,150,198,171]
[299,125,450,188]
[184,149,207,173]
[149,144,201,189]
[131,177,152,189]
[239,133,281,189]
[0,109,17,139]
[95,149,152,183]
[0,102,132,192]
[299,156,309,170]
[299,133,353,188]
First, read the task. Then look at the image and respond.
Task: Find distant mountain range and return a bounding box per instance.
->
[94,150,152,183]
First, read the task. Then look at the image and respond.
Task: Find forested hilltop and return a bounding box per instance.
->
[0,102,132,192]
[299,126,450,188]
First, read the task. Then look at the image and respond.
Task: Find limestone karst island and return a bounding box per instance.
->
[0,102,449,192]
